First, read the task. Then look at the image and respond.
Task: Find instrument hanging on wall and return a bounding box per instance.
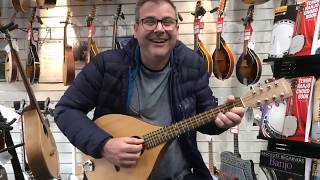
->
[26,7,40,84]
[236,5,262,86]
[85,5,99,64]
[62,11,75,86]
[11,0,29,13]
[3,12,18,83]
[36,0,56,9]
[208,136,219,180]
[1,23,60,180]
[288,3,305,55]
[241,0,270,5]
[81,78,292,180]
[211,0,235,80]
[268,0,297,58]
[220,126,257,180]
[192,0,213,77]
[112,4,124,49]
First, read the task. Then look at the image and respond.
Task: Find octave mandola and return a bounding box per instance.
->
[2,23,60,180]
[82,78,292,180]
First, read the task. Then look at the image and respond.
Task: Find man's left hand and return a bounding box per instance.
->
[214,95,245,128]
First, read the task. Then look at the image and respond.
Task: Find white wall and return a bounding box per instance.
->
[0,0,276,179]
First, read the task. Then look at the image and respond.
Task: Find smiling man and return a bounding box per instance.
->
[54,0,245,180]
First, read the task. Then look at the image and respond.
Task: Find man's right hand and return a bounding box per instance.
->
[101,137,144,168]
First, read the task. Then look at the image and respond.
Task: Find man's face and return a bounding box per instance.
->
[134,1,179,62]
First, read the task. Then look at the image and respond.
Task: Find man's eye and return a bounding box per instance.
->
[162,19,175,26]
[143,18,156,25]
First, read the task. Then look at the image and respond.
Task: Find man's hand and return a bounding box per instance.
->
[101,137,144,168]
[215,95,245,128]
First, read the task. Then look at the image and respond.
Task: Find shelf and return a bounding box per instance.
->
[263,54,320,79]
[257,136,320,159]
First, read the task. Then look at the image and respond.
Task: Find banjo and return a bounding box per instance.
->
[269,0,296,58]
[289,3,305,55]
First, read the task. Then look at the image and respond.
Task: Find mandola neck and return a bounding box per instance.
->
[143,99,244,149]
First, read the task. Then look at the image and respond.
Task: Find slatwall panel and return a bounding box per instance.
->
[0,0,278,179]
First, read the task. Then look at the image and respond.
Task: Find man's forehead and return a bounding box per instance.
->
[139,1,176,17]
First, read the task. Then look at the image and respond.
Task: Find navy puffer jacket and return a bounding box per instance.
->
[54,38,227,179]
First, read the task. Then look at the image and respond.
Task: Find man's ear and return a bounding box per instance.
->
[133,23,138,38]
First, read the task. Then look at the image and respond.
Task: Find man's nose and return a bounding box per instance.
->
[154,21,165,32]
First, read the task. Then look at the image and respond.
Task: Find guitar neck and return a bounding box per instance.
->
[112,20,118,49]
[143,99,244,149]
[63,25,68,54]
[6,33,43,118]
[208,140,214,174]
[208,138,219,175]
[233,133,241,158]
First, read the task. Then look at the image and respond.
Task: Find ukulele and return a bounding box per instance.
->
[11,0,29,13]
[82,78,292,180]
[112,4,124,49]
[192,0,213,77]
[62,11,75,86]
[85,5,99,64]
[26,7,40,84]
[236,5,262,86]
[211,0,235,80]
[220,126,257,180]
[36,0,56,9]
[4,12,18,83]
[1,23,60,180]
[288,3,305,55]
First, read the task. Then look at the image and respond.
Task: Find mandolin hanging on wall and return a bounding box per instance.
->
[211,0,235,80]
[192,0,213,77]
[236,5,262,86]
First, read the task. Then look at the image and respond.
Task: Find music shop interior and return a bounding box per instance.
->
[0,0,320,179]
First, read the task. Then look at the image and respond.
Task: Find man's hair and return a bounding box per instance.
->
[135,0,177,22]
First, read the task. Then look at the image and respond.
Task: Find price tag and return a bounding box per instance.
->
[217,17,224,32]
[194,19,200,34]
[88,24,96,38]
[244,24,253,41]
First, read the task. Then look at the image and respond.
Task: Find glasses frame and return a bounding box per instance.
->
[138,17,178,31]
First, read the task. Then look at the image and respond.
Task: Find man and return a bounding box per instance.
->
[54,0,245,179]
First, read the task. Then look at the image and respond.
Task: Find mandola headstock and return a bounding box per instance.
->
[241,78,293,108]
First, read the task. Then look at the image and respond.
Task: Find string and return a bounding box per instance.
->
[143,82,290,149]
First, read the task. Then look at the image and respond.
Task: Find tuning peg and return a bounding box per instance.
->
[264,98,269,103]
[250,86,256,94]
[259,87,263,92]
[120,12,125,20]
[210,7,219,13]
[256,100,261,106]
[272,95,277,101]
[267,84,271,89]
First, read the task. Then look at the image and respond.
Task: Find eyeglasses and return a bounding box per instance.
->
[139,17,178,31]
